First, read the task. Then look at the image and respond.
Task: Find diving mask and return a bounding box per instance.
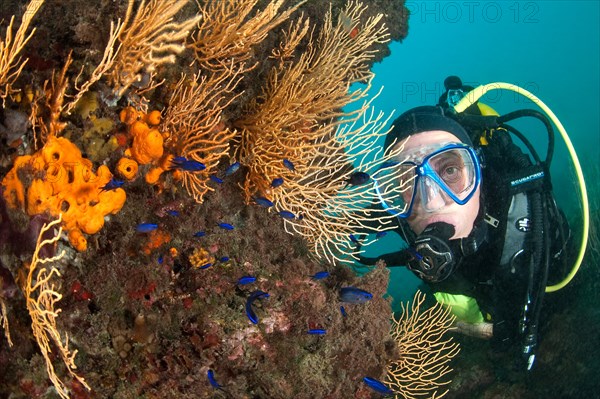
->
[374,142,481,218]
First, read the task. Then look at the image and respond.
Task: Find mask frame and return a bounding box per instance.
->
[374,143,482,218]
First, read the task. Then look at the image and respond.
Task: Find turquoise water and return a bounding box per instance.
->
[374,1,599,212]
[351,1,600,311]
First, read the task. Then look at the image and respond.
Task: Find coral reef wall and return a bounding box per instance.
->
[2,170,397,398]
[0,1,414,398]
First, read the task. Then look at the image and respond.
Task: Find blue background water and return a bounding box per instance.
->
[351,1,600,311]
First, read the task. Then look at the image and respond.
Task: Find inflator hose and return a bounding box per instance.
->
[453,83,589,292]
[498,109,555,165]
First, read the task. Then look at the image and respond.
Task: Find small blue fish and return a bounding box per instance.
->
[225,162,241,176]
[218,222,234,230]
[100,178,125,192]
[310,271,330,280]
[254,197,274,208]
[307,329,327,335]
[170,156,206,172]
[207,369,223,389]
[340,306,347,317]
[339,287,373,304]
[237,276,256,285]
[245,290,270,324]
[166,210,180,217]
[362,377,394,396]
[210,175,224,184]
[283,158,295,171]
[219,256,230,262]
[345,171,370,186]
[279,210,296,219]
[193,231,206,237]
[376,231,387,239]
[157,254,164,264]
[271,177,284,188]
[199,263,212,270]
[349,234,361,244]
[136,223,158,233]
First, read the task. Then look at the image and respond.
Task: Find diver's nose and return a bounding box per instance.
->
[418,176,449,212]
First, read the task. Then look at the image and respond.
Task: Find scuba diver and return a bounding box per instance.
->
[356,76,590,371]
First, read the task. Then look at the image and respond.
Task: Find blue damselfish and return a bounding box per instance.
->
[362,376,394,395]
[245,290,270,324]
[271,177,284,187]
[170,156,206,172]
[309,271,330,280]
[225,162,241,176]
[218,222,234,230]
[100,178,125,192]
[136,223,158,233]
[237,276,256,285]
[339,287,373,304]
[207,369,223,389]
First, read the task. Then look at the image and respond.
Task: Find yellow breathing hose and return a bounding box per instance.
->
[453,82,590,292]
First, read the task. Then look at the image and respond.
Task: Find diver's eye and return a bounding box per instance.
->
[444,166,460,178]
[439,163,462,183]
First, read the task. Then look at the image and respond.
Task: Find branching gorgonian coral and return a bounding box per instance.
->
[234,1,412,262]
[161,71,242,202]
[160,0,309,203]
[23,215,90,398]
[0,0,44,103]
[189,0,307,73]
[0,277,12,346]
[387,291,460,399]
[107,0,201,96]
[30,20,121,145]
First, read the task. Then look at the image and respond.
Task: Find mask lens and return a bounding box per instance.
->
[376,144,479,217]
[427,147,477,200]
[373,162,416,216]
[417,175,446,212]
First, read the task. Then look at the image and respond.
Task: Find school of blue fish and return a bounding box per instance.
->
[130,157,393,394]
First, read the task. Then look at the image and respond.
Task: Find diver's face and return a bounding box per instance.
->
[396,130,481,239]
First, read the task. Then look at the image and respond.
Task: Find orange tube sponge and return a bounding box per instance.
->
[1,137,127,251]
[145,166,167,185]
[26,178,58,215]
[119,107,171,185]
[119,106,141,125]
[116,157,139,180]
[145,110,161,126]
[144,154,176,185]
[130,127,164,165]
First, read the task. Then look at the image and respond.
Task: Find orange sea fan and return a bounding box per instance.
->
[232,1,405,262]
[161,71,242,203]
[189,0,307,73]
[386,291,460,399]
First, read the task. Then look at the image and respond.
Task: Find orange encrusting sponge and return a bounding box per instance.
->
[2,136,126,251]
